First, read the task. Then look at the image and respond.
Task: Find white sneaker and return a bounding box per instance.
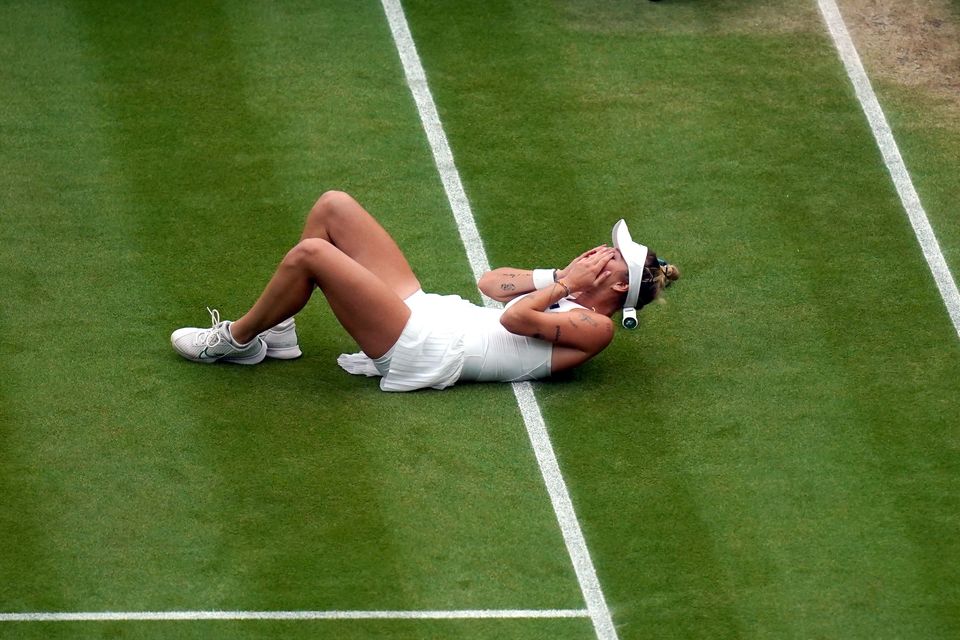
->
[261,317,302,359]
[171,308,266,365]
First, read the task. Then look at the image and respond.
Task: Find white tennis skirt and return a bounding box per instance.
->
[341,290,473,392]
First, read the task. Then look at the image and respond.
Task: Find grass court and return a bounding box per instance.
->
[1,1,959,638]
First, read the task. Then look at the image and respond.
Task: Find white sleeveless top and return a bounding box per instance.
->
[459,294,587,382]
[337,291,587,391]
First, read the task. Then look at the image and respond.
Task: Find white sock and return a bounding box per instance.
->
[223,321,252,348]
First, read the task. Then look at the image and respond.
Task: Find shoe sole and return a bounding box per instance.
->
[223,349,267,365]
[172,339,267,365]
[265,345,302,360]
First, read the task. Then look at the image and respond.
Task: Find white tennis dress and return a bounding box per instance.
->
[337,290,586,392]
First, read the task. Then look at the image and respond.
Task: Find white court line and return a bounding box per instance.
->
[0,609,589,623]
[817,0,960,339]
[380,1,618,639]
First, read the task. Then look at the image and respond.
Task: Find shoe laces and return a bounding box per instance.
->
[193,307,225,347]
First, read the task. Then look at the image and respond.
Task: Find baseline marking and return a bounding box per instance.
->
[380,1,618,639]
[0,609,589,623]
[817,0,960,339]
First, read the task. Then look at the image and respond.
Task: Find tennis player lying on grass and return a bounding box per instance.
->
[171,191,678,391]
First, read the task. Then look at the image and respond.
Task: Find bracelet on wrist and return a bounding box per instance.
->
[556,280,571,298]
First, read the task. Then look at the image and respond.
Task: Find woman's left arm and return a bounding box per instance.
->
[499,248,616,365]
[499,284,614,358]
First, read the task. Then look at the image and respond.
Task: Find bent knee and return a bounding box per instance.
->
[311,189,354,214]
[284,237,333,268]
[305,190,357,230]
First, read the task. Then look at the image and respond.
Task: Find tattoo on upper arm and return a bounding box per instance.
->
[579,312,599,327]
[500,283,516,291]
[553,325,561,342]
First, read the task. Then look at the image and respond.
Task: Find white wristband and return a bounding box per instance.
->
[532,268,557,290]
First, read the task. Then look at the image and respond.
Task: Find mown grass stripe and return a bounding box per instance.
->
[379,0,490,289]
[381,1,617,638]
[817,0,960,339]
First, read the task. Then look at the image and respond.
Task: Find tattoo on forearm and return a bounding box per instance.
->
[500,283,516,291]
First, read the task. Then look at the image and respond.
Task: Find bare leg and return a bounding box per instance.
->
[298,190,421,298]
[231,238,410,359]
[229,191,421,356]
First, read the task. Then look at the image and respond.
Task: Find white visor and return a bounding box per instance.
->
[612,219,648,329]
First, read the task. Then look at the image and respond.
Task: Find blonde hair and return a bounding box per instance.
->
[652,262,680,291]
[638,253,680,309]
